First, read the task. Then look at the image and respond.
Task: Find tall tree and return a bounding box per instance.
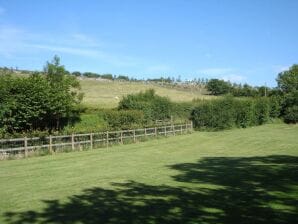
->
[276,64,298,123]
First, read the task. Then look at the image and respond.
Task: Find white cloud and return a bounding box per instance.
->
[0,25,138,67]
[0,26,27,57]
[27,44,101,57]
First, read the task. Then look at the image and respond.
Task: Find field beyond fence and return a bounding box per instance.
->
[0,122,193,159]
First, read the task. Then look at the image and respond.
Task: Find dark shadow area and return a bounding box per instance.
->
[4,155,298,224]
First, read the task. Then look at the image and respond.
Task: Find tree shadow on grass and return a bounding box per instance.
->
[4,155,298,224]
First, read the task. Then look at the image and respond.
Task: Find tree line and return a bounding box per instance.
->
[205,65,297,123]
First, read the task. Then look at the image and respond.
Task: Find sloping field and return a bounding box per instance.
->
[80,79,212,108]
[0,123,297,224]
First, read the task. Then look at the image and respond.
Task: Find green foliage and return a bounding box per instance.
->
[253,97,270,125]
[234,99,255,128]
[191,97,235,130]
[191,97,274,130]
[0,56,82,134]
[72,71,82,77]
[63,113,107,134]
[268,96,282,118]
[103,110,145,130]
[206,79,231,95]
[283,105,298,123]
[118,89,172,121]
[171,102,193,120]
[277,64,298,93]
[276,65,298,123]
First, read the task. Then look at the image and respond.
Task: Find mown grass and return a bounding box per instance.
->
[80,79,213,108]
[0,123,297,224]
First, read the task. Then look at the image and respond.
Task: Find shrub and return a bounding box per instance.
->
[283,106,298,123]
[206,79,231,95]
[234,99,254,128]
[118,89,172,122]
[103,110,145,130]
[171,102,193,120]
[254,97,270,125]
[268,96,282,118]
[191,97,235,130]
[191,97,274,130]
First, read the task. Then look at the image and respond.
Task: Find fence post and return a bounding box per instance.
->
[180,124,183,134]
[49,135,53,154]
[71,134,75,150]
[24,137,28,158]
[120,131,123,144]
[90,133,93,150]
[190,121,193,131]
[106,131,109,147]
[155,127,157,137]
[133,130,136,143]
[172,124,175,136]
[164,126,167,136]
[144,128,147,139]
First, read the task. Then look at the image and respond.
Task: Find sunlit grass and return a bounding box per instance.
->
[0,123,297,223]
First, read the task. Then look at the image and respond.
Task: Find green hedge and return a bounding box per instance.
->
[191,97,277,130]
[103,110,145,130]
[118,89,172,122]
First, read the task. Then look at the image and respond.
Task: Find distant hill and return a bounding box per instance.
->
[80,78,212,108]
[0,67,212,108]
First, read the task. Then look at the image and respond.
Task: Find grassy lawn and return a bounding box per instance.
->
[0,123,297,224]
[80,79,213,108]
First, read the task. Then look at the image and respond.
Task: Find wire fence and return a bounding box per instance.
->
[0,122,193,160]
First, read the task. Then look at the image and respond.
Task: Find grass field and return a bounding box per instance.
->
[80,79,212,108]
[1,123,297,224]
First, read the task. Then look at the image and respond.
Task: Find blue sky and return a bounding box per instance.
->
[0,0,297,86]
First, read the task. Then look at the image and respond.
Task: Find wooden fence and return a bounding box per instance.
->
[0,122,193,159]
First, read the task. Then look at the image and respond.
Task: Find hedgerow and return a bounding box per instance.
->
[191,97,277,130]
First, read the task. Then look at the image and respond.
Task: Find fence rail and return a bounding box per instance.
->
[0,122,193,159]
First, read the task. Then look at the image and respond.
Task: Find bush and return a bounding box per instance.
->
[206,79,231,95]
[234,99,254,128]
[253,97,270,125]
[283,106,298,123]
[171,102,193,120]
[191,97,235,130]
[103,110,145,130]
[118,89,172,122]
[268,96,282,118]
[0,56,82,134]
[191,97,274,130]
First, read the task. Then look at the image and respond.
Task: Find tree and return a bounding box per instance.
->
[72,71,82,77]
[276,64,298,123]
[118,89,172,121]
[44,56,83,130]
[206,79,231,95]
[0,56,83,134]
[277,65,298,93]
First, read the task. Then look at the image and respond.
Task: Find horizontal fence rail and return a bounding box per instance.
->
[0,122,193,159]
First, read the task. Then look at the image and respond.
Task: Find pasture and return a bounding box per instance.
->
[0,123,297,224]
[80,79,212,108]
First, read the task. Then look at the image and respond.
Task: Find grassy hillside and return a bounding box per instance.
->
[1,123,297,224]
[80,79,212,108]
